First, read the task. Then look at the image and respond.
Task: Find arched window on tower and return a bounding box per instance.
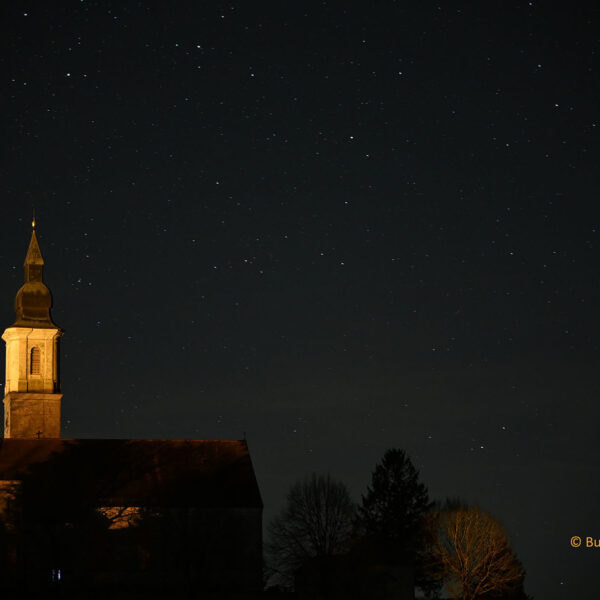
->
[30,347,41,375]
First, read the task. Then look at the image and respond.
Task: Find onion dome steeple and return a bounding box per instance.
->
[13,218,58,328]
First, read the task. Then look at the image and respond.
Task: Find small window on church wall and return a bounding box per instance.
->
[30,347,41,375]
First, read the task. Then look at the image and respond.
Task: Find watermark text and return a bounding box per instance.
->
[570,536,600,548]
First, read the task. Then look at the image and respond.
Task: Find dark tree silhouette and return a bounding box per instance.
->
[357,448,439,596]
[266,473,355,587]
[424,505,526,600]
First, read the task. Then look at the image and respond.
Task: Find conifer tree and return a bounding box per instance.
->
[357,448,440,596]
[358,448,432,552]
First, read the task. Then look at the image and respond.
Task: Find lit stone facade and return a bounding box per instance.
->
[3,327,61,394]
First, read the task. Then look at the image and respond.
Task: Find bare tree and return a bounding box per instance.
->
[265,473,355,587]
[425,505,525,600]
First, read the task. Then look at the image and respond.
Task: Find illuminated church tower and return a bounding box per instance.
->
[2,219,62,438]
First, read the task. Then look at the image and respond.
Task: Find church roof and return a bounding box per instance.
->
[0,438,263,509]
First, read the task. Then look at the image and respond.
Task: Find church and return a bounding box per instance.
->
[0,223,264,598]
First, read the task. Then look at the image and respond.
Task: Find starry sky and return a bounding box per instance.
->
[1,1,599,597]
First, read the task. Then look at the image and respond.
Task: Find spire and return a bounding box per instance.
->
[13,220,57,328]
[24,217,44,283]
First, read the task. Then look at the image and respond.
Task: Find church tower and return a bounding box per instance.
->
[2,219,62,438]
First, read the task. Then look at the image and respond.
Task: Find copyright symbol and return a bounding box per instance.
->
[571,536,582,548]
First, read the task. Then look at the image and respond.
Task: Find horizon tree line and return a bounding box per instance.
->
[265,448,530,600]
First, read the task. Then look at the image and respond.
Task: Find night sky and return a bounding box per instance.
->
[2,2,599,597]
